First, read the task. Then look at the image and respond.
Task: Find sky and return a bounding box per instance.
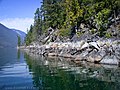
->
[0,0,42,33]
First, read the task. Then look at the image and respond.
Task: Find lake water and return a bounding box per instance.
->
[0,48,120,90]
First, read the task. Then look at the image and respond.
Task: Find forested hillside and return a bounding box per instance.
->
[25,0,120,45]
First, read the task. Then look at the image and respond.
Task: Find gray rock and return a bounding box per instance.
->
[100,55,119,65]
[87,49,102,63]
[89,42,100,50]
[81,42,89,50]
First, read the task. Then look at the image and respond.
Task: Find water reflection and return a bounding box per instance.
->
[17,49,20,60]
[0,48,34,90]
[0,48,17,68]
[25,54,120,90]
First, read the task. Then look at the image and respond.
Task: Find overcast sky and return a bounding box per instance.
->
[0,0,41,33]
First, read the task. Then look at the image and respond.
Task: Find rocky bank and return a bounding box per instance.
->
[21,39,120,66]
[22,21,120,66]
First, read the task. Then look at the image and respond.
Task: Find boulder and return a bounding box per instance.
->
[87,55,102,63]
[80,50,89,57]
[87,49,103,63]
[89,42,100,50]
[48,53,58,56]
[59,54,73,58]
[81,42,89,50]
[100,55,119,65]
[75,55,83,60]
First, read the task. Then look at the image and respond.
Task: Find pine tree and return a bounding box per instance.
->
[17,35,21,46]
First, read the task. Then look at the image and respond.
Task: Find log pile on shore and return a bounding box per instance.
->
[22,39,120,65]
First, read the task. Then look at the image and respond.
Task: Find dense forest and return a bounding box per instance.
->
[25,0,120,45]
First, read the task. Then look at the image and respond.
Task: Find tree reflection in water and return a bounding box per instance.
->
[24,53,120,90]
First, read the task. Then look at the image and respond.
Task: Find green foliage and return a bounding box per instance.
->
[34,8,43,36]
[90,28,96,34]
[25,25,35,45]
[25,0,120,45]
[94,9,111,36]
[41,0,66,29]
[76,31,83,37]
[17,35,21,46]
[94,8,111,30]
[105,33,112,38]
[64,0,83,27]
[59,28,70,37]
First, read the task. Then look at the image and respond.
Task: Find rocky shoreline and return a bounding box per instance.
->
[20,39,120,66]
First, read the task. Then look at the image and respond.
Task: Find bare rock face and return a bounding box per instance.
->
[26,37,120,66]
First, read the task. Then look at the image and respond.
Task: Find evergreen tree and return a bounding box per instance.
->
[17,35,21,46]
[25,25,34,45]
[25,0,120,45]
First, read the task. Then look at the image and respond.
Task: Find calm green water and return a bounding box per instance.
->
[0,48,120,90]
